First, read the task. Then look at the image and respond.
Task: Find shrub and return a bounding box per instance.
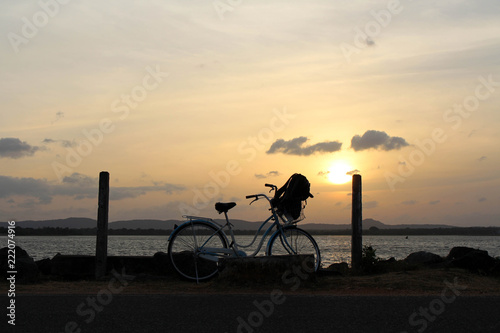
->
[361,245,379,273]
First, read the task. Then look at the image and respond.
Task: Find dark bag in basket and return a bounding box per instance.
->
[272,174,313,221]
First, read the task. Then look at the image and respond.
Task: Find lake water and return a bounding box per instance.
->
[6,235,500,268]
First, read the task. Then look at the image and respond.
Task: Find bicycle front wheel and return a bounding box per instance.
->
[266,226,321,271]
[168,221,228,281]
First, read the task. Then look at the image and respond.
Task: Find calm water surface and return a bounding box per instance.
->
[7,234,499,268]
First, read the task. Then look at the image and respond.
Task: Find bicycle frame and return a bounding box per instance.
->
[169,193,295,262]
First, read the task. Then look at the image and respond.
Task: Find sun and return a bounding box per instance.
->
[327,161,354,184]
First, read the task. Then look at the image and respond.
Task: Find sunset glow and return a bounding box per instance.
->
[0,1,499,227]
[327,161,354,185]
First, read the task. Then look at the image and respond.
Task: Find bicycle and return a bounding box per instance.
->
[167,183,321,282]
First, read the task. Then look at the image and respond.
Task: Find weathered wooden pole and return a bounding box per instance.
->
[351,174,362,270]
[95,171,109,279]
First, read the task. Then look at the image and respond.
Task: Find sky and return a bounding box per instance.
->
[1,0,499,227]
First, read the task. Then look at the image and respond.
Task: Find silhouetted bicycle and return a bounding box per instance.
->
[167,183,320,282]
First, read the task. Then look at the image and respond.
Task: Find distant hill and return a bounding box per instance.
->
[109,219,178,230]
[0,218,178,230]
[1,217,455,231]
[0,217,262,230]
[301,218,454,231]
[1,217,96,229]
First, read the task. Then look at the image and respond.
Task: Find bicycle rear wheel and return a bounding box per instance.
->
[168,221,228,281]
[266,226,321,271]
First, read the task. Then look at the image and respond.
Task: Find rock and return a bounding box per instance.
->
[325,262,349,275]
[218,255,315,284]
[51,254,95,279]
[16,257,40,282]
[153,251,175,275]
[490,260,500,276]
[169,251,219,280]
[380,257,396,264]
[107,256,157,275]
[448,248,496,273]
[49,255,161,280]
[36,258,52,275]
[446,246,477,260]
[0,246,39,283]
[405,251,443,265]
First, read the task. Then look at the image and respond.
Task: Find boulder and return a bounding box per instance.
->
[0,246,39,283]
[405,251,443,265]
[325,262,349,275]
[51,254,95,279]
[446,246,477,260]
[47,252,183,280]
[447,247,496,273]
[380,257,397,264]
[490,260,500,276]
[107,256,157,275]
[153,251,175,275]
[218,255,315,284]
[36,258,52,275]
[16,257,40,282]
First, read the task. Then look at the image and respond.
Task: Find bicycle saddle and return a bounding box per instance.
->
[215,202,236,214]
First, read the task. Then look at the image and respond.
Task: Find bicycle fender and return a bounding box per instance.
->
[167,219,227,242]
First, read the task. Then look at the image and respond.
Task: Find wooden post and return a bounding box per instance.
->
[95,171,109,279]
[351,174,362,270]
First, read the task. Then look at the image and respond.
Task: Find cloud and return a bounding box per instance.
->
[477,156,487,162]
[43,138,77,148]
[364,201,378,209]
[317,171,330,178]
[62,172,97,187]
[51,111,64,124]
[402,200,417,205]
[0,174,186,207]
[255,171,281,179]
[0,175,53,204]
[478,197,487,202]
[429,200,440,205]
[110,183,185,200]
[366,37,375,46]
[17,199,41,209]
[0,138,40,159]
[350,130,409,151]
[267,136,342,156]
[318,169,359,179]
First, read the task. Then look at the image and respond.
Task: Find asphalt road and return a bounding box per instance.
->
[2,294,500,333]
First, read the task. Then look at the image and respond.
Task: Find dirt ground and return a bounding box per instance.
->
[7,267,500,296]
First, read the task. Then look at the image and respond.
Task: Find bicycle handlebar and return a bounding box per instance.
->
[245,193,271,202]
[246,184,277,205]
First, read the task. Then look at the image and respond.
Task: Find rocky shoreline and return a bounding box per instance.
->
[1,245,500,284]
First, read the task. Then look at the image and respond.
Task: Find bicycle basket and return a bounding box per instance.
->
[279,198,306,223]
